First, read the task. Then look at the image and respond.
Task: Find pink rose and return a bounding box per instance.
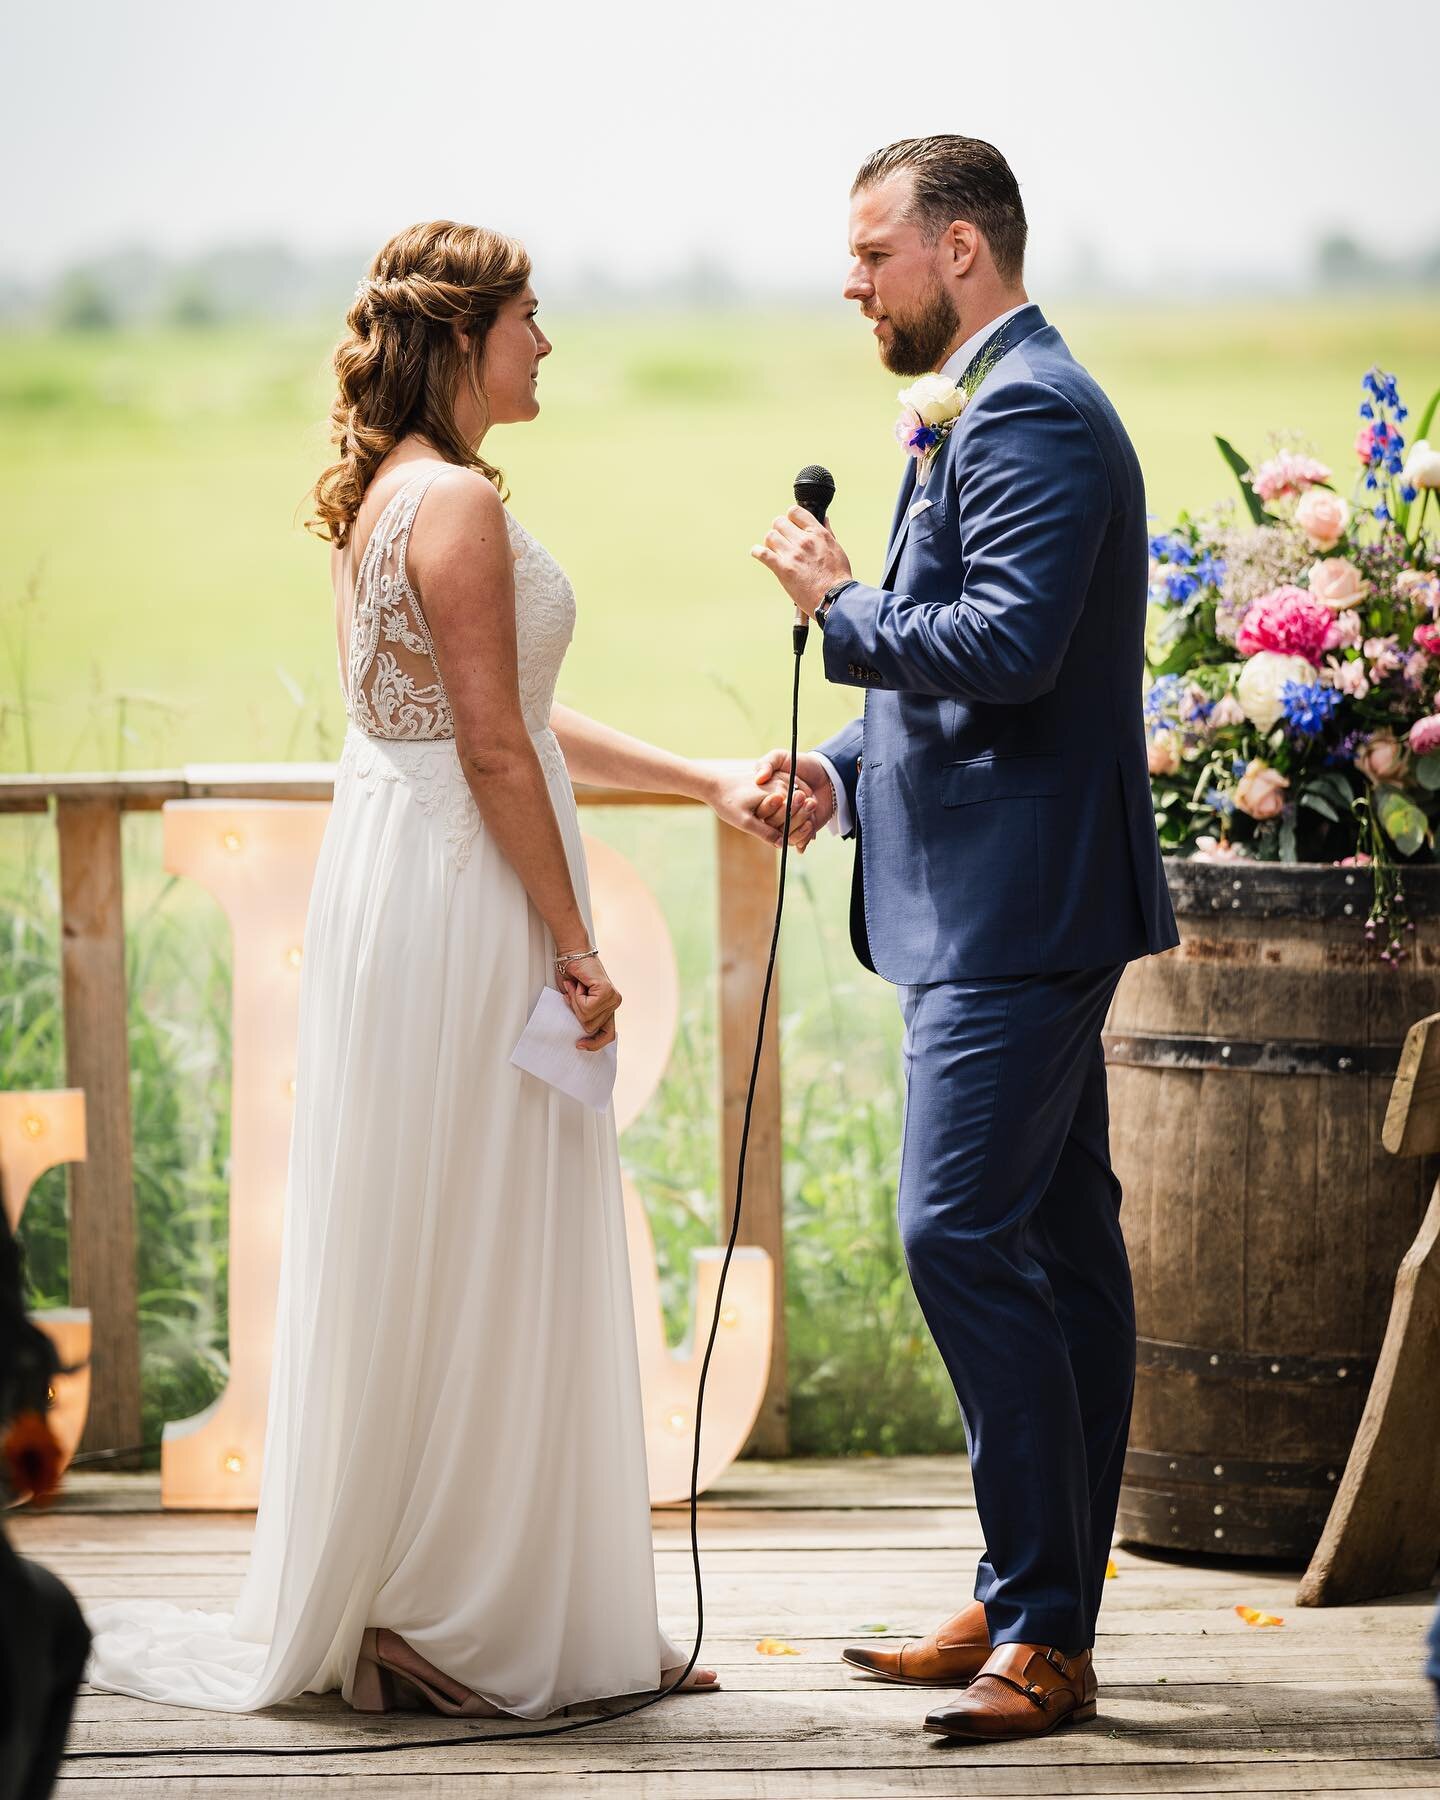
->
[1335,852,1373,867]
[1294,487,1350,551]
[1250,451,1332,503]
[1355,424,1379,464]
[1409,715,1440,758]
[1235,759,1289,821]
[1236,586,1341,663]
[1355,729,1408,784]
[1307,558,1369,611]
[1414,623,1440,655]
[1148,731,1181,777]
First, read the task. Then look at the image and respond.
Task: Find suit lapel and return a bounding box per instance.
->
[876,304,1050,590]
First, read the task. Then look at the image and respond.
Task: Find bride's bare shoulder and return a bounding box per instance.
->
[407,466,514,604]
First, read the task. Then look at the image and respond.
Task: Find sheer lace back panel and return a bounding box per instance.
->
[338,463,577,742]
[341,464,454,740]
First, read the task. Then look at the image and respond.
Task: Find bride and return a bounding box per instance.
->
[80,220,819,1720]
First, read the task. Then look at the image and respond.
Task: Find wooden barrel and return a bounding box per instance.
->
[1108,859,1440,1561]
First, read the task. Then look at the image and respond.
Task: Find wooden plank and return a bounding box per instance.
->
[43,1766,1440,1797]
[0,771,703,812]
[55,796,142,1469]
[715,818,787,1456]
[1299,1178,1440,1604]
[1383,1012,1440,1157]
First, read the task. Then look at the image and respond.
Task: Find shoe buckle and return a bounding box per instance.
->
[1044,1646,1073,1678]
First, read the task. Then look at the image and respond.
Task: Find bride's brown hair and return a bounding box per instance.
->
[306,220,532,548]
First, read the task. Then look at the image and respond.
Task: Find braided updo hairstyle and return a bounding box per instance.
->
[307,220,532,548]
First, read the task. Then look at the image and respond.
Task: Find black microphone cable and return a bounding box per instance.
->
[60,479,827,1762]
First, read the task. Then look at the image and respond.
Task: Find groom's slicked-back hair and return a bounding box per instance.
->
[853,136,1027,283]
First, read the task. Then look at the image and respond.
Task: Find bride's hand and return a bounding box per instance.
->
[695,758,819,852]
[560,954,621,1051]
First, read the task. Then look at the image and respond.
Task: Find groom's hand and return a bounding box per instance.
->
[695,758,820,851]
[750,506,853,618]
[754,750,836,850]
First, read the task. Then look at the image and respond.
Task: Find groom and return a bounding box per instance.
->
[752,134,1178,1743]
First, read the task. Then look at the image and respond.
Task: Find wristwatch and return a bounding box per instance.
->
[815,579,857,631]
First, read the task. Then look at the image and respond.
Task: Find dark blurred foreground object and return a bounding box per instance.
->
[1297,1008,1440,1605]
[0,1174,91,1800]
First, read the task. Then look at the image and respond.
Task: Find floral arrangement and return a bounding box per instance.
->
[1145,367,1440,959]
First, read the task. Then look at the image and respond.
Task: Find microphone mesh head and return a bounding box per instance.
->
[793,463,836,523]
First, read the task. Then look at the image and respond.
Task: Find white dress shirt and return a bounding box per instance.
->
[812,303,1028,838]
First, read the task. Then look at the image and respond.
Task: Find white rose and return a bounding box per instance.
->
[1236,650,1316,731]
[896,374,967,428]
[1403,439,1440,491]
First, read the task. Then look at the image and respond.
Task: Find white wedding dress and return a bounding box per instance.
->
[81,461,687,1715]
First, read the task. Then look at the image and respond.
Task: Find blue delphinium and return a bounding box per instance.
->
[1280,679,1342,736]
[1359,369,1409,520]
[1145,675,1183,727]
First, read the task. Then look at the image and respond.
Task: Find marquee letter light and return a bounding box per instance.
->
[0,1089,91,1497]
[159,801,331,1508]
[157,801,773,1508]
[582,834,773,1503]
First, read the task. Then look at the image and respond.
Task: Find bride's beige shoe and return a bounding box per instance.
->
[351,1626,508,1716]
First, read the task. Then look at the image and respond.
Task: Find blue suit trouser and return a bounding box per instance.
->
[896,962,1133,1652]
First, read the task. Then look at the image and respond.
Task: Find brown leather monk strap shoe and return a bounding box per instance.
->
[841,1600,990,1686]
[923,1641,1097,1740]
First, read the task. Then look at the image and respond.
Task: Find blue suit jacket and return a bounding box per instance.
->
[815,303,1178,984]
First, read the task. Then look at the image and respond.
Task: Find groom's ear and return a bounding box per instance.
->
[944,220,982,277]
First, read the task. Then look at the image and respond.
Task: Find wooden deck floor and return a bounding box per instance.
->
[11,1455,1440,1796]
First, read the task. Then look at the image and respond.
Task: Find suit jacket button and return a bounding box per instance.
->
[856,757,863,771]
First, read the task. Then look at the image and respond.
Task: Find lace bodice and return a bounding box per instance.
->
[339,463,576,740]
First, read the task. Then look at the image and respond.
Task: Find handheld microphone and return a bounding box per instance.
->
[791,464,836,656]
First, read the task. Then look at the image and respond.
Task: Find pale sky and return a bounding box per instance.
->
[6,0,1437,295]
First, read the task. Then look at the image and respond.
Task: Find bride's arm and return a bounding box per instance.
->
[548,702,716,800]
[549,702,820,851]
[405,472,592,953]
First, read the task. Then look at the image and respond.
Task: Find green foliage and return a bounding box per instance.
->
[1215,435,1268,524]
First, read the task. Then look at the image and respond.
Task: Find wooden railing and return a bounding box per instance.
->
[0,766,788,1460]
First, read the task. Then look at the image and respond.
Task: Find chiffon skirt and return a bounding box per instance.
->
[81,721,684,1715]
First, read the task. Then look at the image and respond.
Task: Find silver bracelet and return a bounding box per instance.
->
[555,944,599,977]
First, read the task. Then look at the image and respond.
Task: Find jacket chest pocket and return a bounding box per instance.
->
[940,752,1064,808]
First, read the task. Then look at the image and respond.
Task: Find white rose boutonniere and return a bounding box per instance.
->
[894,374,968,483]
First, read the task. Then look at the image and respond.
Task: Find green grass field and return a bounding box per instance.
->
[4,300,1438,774]
[3,301,1438,1452]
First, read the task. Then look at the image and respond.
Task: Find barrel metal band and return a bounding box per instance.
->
[1135,1336,1376,1386]
[1103,1031,1399,1077]
[1118,1487,1330,1556]
[1123,1445,1344,1491]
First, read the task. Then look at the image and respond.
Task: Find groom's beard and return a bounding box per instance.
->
[878,278,961,377]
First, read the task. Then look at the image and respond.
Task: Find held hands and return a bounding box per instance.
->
[698,759,822,853]
[750,505,853,619]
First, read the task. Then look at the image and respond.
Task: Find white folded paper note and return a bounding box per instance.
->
[510,983,618,1111]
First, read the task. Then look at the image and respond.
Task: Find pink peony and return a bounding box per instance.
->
[1251,451,1332,503]
[1235,760,1289,821]
[1307,557,1369,611]
[1409,715,1440,758]
[1295,487,1350,551]
[1236,586,1341,663]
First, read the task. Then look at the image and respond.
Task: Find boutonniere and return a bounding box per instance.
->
[893,375,968,482]
[892,342,1005,483]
